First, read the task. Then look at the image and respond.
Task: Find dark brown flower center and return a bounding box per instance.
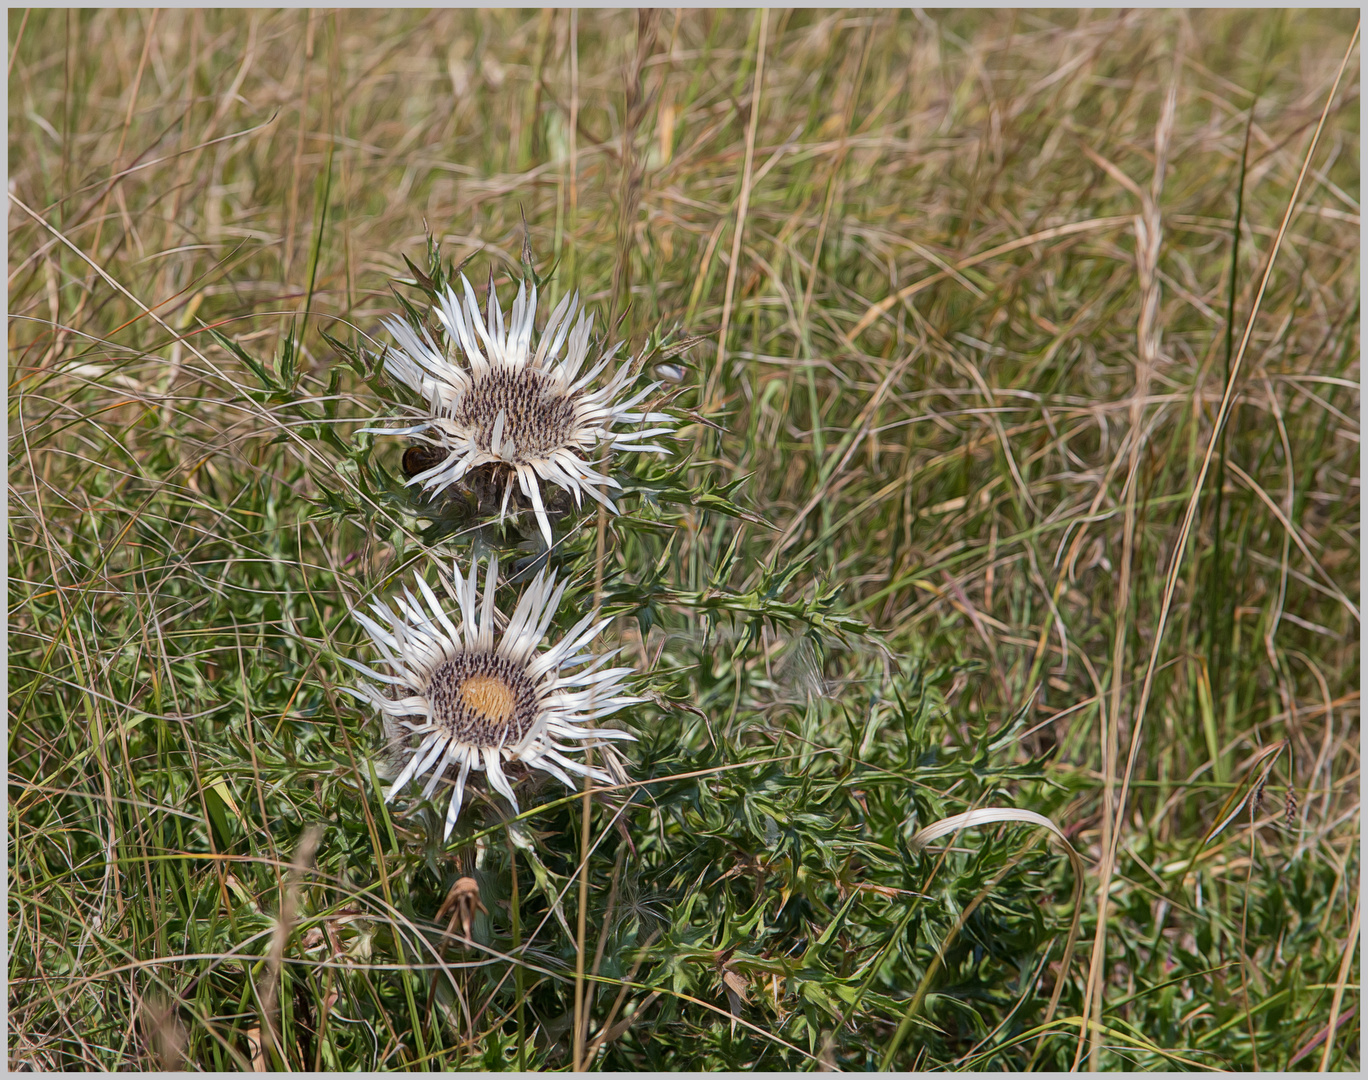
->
[455,367,577,460]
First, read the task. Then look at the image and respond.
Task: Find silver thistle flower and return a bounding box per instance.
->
[343,556,639,838]
[366,275,673,545]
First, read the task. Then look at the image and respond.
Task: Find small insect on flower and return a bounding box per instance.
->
[401,443,449,481]
[364,274,674,546]
[342,556,640,839]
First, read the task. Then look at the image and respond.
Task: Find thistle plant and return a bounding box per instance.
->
[10,11,1355,1074]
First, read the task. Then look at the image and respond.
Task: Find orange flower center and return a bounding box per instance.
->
[458,674,516,724]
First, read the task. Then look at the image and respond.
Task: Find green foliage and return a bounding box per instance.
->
[9,8,1358,1073]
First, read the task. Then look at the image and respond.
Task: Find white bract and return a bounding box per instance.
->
[343,556,639,838]
[366,275,673,545]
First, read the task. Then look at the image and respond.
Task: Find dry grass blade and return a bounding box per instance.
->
[1198,740,1289,851]
[1289,1005,1358,1067]
[1225,458,1359,621]
[1319,897,1360,1071]
[705,9,768,411]
[244,1027,267,1073]
[909,807,1079,855]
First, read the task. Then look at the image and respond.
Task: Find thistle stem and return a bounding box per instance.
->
[572,747,594,1070]
[510,838,525,1072]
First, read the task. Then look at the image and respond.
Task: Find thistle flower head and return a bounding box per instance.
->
[366,274,673,544]
[343,556,639,838]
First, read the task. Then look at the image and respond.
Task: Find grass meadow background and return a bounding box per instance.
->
[9,8,1360,1071]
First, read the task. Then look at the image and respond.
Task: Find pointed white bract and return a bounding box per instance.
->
[366,275,674,545]
[346,556,640,838]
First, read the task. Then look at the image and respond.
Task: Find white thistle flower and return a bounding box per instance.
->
[342,556,639,839]
[365,274,674,545]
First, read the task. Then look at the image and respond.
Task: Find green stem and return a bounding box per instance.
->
[510,838,525,1072]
